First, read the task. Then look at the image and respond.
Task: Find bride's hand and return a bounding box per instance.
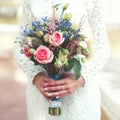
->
[33,73,54,101]
[43,73,85,98]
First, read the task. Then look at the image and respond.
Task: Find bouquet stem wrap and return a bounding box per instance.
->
[49,74,62,116]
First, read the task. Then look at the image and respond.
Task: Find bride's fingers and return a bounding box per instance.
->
[46,79,67,87]
[44,78,54,82]
[38,78,54,87]
[39,87,46,96]
[43,83,76,98]
[44,85,67,92]
[38,87,52,101]
[45,90,68,98]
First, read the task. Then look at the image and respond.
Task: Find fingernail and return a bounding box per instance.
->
[56,96,59,99]
[48,93,51,96]
[44,83,48,86]
[44,88,48,91]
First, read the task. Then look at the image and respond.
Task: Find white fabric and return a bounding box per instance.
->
[13,0,109,120]
[98,57,120,120]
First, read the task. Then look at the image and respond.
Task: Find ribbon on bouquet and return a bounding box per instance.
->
[49,74,62,116]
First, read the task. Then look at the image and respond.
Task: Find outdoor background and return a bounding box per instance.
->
[0,0,120,120]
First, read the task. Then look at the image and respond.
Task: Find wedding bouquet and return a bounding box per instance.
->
[19,3,89,116]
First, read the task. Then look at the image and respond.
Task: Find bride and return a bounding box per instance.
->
[14,0,109,119]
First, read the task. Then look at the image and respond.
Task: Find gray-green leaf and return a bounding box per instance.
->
[73,58,81,79]
[65,58,81,79]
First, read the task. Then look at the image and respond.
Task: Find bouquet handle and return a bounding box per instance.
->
[49,74,62,116]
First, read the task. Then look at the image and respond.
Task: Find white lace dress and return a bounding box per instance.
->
[14,0,109,120]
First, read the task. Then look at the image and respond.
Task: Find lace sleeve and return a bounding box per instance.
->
[81,0,109,84]
[13,0,47,84]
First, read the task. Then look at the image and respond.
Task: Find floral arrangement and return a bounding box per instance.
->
[19,3,89,116]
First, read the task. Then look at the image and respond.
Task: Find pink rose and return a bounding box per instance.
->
[34,45,54,64]
[23,47,32,58]
[49,31,64,47]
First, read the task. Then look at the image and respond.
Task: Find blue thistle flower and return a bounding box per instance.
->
[65,21,72,29]
[42,16,48,22]
[32,21,41,30]
[23,29,31,36]
[23,29,35,36]
[59,19,72,31]
[30,30,35,34]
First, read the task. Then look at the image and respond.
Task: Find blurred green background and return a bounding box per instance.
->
[0,0,120,120]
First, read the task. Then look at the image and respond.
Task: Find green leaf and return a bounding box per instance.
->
[73,58,81,79]
[82,48,89,54]
[65,58,81,79]
[65,58,74,71]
